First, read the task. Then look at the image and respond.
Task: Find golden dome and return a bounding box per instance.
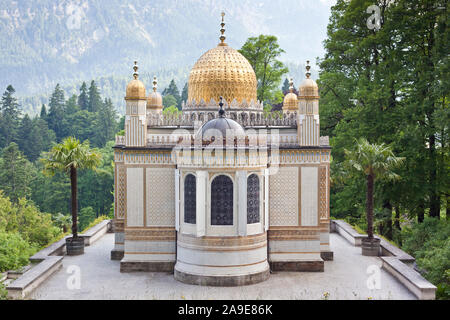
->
[298,61,319,98]
[187,13,257,105]
[147,77,163,110]
[188,45,257,105]
[125,61,146,100]
[283,78,298,111]
[126,80,146,100]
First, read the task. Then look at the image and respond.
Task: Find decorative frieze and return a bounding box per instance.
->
[116,166,126,219]
[113,149,330,166]
[319,167,328,220]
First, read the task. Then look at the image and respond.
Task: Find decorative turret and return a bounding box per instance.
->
[147,76,163,114]
[126,61,147,100]
[283,78,298,112]
[125,61,147,147]
[297,61,320,146]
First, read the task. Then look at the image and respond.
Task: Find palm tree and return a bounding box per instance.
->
[345,138,404,239]
[42,137,101,240]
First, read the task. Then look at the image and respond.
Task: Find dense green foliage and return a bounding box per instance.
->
[0,192,61,272]
[41,137,102,238]
[321,0,449,298]
[402,218,450,299]
[0,82,117,234]
[344,138,404,238]
[0,232,34,273]
[239,35,289,104]
[321,0,448,226]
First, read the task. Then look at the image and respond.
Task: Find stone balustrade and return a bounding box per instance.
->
[146,112,298,128]
[116,133,331,148]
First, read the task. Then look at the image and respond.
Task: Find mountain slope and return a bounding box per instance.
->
[0,0,333,112]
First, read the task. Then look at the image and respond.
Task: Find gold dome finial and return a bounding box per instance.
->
[126,60,146,100]
[219,11,227,46]
[133,61,139,80]
[152,76,158,92]
[298,60,319,98]
[305,60,311,79]
[218,96,225,117]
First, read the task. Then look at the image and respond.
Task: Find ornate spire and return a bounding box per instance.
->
[305,60,311,79]
[218,96,225,117]
[133,61,139,80]
[219,11,227,46]
[152,76,158,92]
[289,77,294,93]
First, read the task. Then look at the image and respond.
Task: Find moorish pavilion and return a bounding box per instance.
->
[112,13,332,286]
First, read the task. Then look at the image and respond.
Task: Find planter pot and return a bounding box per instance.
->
[66,237,85,256]
[361,237,380,256]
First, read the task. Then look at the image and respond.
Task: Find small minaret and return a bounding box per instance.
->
[282,77,298,113]
[297,61,320,146]
[147,76,163,114]
[125,61,147,147]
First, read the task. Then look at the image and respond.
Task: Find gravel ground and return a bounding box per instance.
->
[29,232,416,300]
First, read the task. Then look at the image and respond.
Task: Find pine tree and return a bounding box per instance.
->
[65,94,80,115]
[88,81,102,113]
[282,78,290,94]
[0,85,21,148]
[18,114,34,160]
[162,79,181,106]
[27,118,56,162]
[47,84,66,141]
[0,142,33,202]
[181,83,188,104]
[78,82,89,111]
[93,98,117,147]
[40,104,48,121]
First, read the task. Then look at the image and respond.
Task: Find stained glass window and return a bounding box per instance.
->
[211,175,233,226]
[184,174,196,224]
[247,174,260,224]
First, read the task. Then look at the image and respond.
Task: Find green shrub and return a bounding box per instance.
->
[402,218,450,300]
[0,232,36,272]
[79,206,96,231]
[81,215,109,233]
[0,282,7,300]
[0,193,61,247]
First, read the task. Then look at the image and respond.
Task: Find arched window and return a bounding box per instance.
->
[211,175,233,226]
[184,174,196,224]
[247,174,260,224]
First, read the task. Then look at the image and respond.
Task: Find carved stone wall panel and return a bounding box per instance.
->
[146,168,175,227]
[269,167,299,226]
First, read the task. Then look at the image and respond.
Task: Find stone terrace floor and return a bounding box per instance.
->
[29,233,416,300]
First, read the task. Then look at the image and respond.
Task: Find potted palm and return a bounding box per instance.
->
[345,138,404,256]
[42,137,101,255]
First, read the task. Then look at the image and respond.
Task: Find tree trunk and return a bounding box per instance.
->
[70,165,78,239]
[383,201,393,240]
[418,203,424,223]
[366,173,375,239]
[429,134,440,219]
[394,206,401,231]
[447,195,450,220]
